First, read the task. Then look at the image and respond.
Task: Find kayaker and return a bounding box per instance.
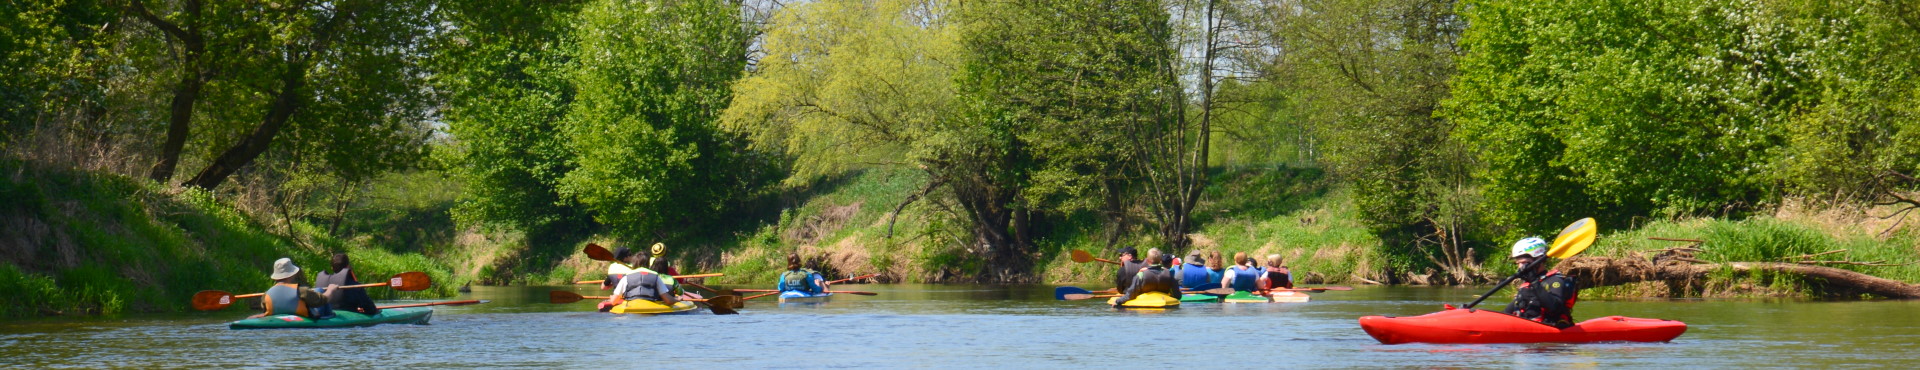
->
[605,252,676,311]
[1116,250,1182,304]
[1503,237,1578,328]
[603,246,638,289]
[1218,252,1262,292]
[248,258,336,320]
[1205,250,1226,284]
[1112,246,1145,292]
[777,252,827,295]
[314,253,380,316]
[1258,254,1293,290]
[648,242,680,276]
[1174,251,1210,290]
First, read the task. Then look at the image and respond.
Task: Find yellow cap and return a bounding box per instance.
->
[651,242,666,257]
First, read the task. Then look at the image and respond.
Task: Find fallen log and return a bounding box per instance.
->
[1561,256,1920,299]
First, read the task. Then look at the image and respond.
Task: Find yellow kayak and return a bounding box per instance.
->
[609,299,699,315]
[1108,292,1180,309]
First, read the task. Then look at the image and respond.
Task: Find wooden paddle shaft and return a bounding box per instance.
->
[232,282,388,299]
[378,300,485,309]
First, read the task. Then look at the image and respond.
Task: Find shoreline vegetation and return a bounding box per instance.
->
[7,0,1920,318]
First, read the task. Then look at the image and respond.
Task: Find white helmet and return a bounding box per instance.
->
[1510,237,1547,258]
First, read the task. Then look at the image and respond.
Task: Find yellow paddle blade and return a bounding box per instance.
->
[1548,217,1597,259]
[1070,250,1095,263]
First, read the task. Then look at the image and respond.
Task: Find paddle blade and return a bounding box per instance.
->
[705,295,740,315]
[1548,218,1598,259]
[387,271,432,291]
[1071,249,1095,263]
[584,243,617,262]
[1054,286,1094,300]
[191,290,235,311]
[549,290,586,304]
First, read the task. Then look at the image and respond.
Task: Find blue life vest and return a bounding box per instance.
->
[778,269,821,294]
[1178,263,1210,289]
[265,284,301,316]
[1230,266,1260,291]
[1206,268,1225,285]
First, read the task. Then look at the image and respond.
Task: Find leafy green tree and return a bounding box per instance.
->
[558,0,761,239]
[436,0,594,237]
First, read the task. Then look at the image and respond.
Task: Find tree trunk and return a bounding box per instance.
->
[183,3,359,190]
[129,0,205,183]
[1561,256,1920,299]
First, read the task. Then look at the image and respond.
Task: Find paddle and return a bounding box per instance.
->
[584,243,620,262]
[192,271,432,311]
[1062,293,1123,300]
[1461,218,1597,310]
[1054,286,1096,300]
[825,274,879,285]
[574,272,726,285]
[547,291,740,315]
[378,300,489,309]
[1070,249,1123,266]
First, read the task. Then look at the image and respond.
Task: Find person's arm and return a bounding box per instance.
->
[655,277,676,304]
[1256,273,1271,291]
[610,276,631,305]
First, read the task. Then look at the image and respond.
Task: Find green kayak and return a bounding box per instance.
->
[229,307,433,330]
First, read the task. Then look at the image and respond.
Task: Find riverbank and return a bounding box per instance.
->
[433,165,1920,299]
[0,159,462,318]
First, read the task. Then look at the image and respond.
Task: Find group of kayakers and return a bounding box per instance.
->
[600,243,702,311]
[1103,235,1578,328]
[246,253,380,320]
[1110,246,1298,303]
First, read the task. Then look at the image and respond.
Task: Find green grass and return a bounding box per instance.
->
[0,159,462,318]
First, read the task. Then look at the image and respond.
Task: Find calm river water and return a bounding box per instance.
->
[3,284,1918,368]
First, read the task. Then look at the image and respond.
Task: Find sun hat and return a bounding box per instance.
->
[270,258,301,280]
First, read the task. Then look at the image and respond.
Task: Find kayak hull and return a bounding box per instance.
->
[779,291,833,304]
[610,300,699,315]
[1108,292,1180,309]
[1223,291,1310,303]
[228,307,432,330]
[1179,293,1222,303]
[1358,309,1687,345]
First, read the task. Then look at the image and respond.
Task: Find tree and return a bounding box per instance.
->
[557,0,760,239]
[180,0,437,190]
[436,0,594,237]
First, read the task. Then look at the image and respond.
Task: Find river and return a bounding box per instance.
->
[3,284,1917,368]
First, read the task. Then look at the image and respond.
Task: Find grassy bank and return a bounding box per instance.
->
[1573,209,1920,298]
[0,160,461,318]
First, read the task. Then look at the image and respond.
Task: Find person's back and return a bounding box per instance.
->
[615,268,671,302]
[1118,253,1181,304]
[1177,261,1210,289]
[778,268,821,294]
[1226,265,1261,292]
[315,254,380,316]
[258,258,333,319]
[1261,254,1292,289]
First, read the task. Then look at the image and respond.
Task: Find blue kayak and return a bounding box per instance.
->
[778,291,833,303]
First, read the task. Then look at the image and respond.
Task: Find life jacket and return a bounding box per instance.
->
[1206,268,1224,285]
[1114,260,1148,291]
[314,268,353,305]
[1264,268,1293,289]
[1507,270,1578,328]
[264,283,304,317]
[618,270,668,302]
[1229,266,1261,291]
[1178,262,1211,289]
[1130,266,1179,296]
[778,269,820,294]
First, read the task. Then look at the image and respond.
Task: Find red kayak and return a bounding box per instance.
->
[1358,309,1686,345]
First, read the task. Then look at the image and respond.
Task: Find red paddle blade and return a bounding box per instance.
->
[388,271,432,291]
[584,243,617,262]
[191,290,235,311]
[549,290,586,304]
[1070,250,1095,263]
